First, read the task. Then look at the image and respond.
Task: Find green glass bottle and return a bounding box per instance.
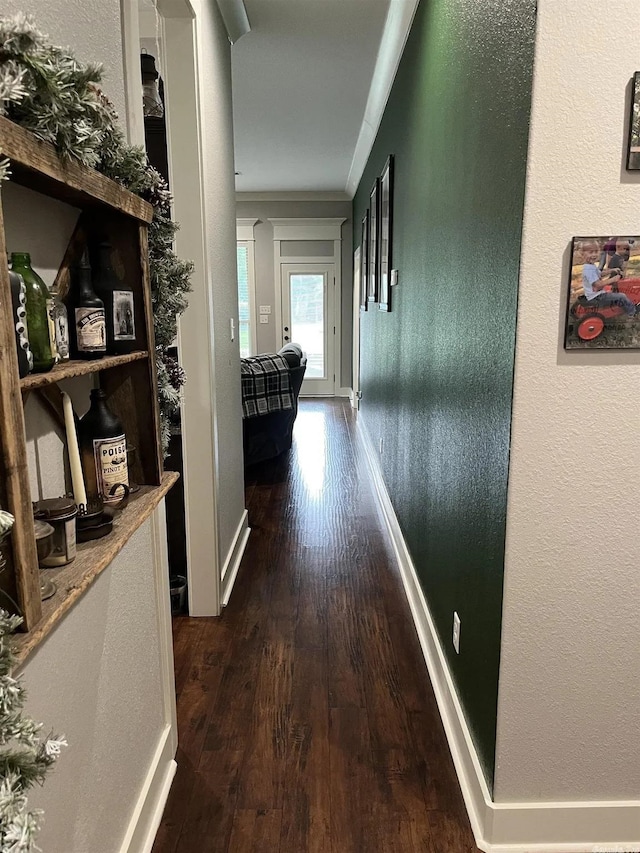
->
[9,253,55,373]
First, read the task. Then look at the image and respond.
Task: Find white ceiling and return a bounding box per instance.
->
[231,0,392,193]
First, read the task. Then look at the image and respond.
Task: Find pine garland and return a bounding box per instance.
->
[0,603,66,852]
[0,14,193,451]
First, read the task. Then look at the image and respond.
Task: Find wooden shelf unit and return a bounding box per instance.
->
[20,351,149,391]
[0,117,169,641]
[12,472,178,668]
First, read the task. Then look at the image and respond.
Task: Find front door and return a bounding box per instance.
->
[280,263,335,396]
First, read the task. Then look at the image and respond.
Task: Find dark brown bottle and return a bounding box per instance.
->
[78,389,129,503]
[92,241,138,355]
[68,250,107,359]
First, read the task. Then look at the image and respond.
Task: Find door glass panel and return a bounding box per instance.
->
[289,273,325,378]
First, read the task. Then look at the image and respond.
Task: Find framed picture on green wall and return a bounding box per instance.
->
[367,178,379,303]
[626,72,640,170]
[361,211,369,310]
[565,236,640,349]
[378,155,394,312]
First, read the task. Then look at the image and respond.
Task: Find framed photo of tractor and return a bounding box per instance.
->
[367,178,379,303]
[565,236,640,349]
[361,211,369,310]
[626,72,640,170]
[378,155,394,312]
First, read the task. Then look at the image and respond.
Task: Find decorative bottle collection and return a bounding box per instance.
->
[91,241,137,354]
[6,241,139,376]
[9,252,55,373]
[78,388,129,504]
[68,249,107,359]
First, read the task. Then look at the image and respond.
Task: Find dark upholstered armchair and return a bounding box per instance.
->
[242,344,306,467]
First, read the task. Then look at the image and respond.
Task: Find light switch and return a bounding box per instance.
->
[259,315,269,324]
[259,305,271,315]
[390,269,399,286]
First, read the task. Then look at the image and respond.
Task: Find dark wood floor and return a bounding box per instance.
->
[152,399,477,853]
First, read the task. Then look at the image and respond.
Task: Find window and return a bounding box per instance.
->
[237,242,251,357]
[236,220,258,357]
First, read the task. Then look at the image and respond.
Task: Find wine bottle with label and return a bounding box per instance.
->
[9,253,56,373]
[92,241,138,355]
[78,388,129,504]
[68,250,107,360]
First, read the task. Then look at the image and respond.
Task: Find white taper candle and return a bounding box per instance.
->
[61,392,87,509]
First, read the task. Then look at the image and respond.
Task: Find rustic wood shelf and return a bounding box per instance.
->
[0,116,153,224]
[12,471,178,669]
[0,118,164,633]
[20,352,149,391]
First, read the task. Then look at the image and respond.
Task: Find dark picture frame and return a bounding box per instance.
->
[626,73,640,170]
[378,155,394,312]
[564,236,640,349]
[367,179,379,303]
[360,211,369,310]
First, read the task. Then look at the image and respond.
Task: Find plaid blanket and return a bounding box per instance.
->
[241,354,294,419]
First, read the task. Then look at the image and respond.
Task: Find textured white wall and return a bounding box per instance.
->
[21,524,165,852]
[235,198,353,384]
[1,2,174,849]
[0,0,126,120]
[192,0,246,569]
[495,0,640,802]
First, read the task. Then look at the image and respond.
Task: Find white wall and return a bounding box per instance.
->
[191,0,246,574]
[0,0,126,120]
[235,197,353,386]
[1,3,176,850]
[495,0,640,803]
[22,524,167,853]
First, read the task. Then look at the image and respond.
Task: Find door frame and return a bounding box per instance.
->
[269,218,346,396]
[121,0,223,617]
[352,246,361,410]
[280,262,336,396]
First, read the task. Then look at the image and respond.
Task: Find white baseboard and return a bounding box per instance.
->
[356,419,640,853]
[118,724,177,853]
[221,509,250,607]
[337,386,352,398]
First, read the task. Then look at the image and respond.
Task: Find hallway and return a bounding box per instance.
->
[153,399,476,852]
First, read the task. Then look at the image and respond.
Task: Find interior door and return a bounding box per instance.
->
[281,263,335,396]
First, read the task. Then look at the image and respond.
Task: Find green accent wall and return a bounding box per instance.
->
[353,0,536,788]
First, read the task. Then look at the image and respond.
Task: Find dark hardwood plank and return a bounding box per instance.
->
[227,809,282,853]
[153,399,478,853]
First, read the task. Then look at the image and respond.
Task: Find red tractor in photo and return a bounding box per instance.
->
[571,278,640,341]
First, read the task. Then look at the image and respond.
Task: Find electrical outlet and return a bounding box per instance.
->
[259,305,271,314]
[452,612,461,654]
[259,315,269,324]
[379,437,384,454]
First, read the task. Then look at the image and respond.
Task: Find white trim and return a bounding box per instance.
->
[236,218,258,241]
[352,246,361,410]
[120,0,146,147]
[269,218,346,241]
[277,255,336,264]
[357,417,640,853]
[337,386,352,398]
[150,504,178,753]
[163,11,222,616]
[118,725,177,853]
[237,191,351,202]
[345,0,420,196]
[221,509,250,607]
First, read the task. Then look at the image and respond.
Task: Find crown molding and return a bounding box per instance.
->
[345,0,420,197]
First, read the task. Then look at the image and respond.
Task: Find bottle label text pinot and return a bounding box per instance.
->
[93,434,128,500]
